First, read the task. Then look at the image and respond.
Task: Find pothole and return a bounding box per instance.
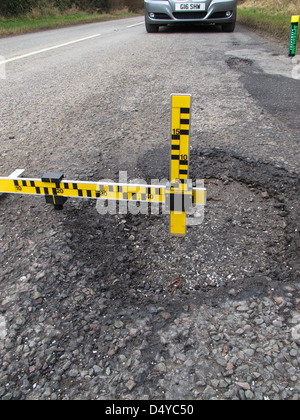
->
[226,57,254,70]
[63,147,299,303]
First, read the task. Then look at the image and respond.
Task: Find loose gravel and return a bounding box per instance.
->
[0,148,299,400]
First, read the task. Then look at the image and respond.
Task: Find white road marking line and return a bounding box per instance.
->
[0,34,102,64]
[126,22,144,28]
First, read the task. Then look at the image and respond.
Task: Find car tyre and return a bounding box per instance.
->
[222,20,236,32]
[145,21,159,33]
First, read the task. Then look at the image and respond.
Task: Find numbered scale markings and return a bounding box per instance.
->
[170,94,192,236]
[0,95,206,236]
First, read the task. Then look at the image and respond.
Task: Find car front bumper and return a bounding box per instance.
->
[145,0,237,25]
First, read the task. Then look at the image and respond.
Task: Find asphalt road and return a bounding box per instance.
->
[0,17,300,179]
[0,17,300,401]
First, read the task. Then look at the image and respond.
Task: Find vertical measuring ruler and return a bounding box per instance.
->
[169,94,192,236]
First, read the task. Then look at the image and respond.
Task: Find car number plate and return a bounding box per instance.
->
[175,3,205,11]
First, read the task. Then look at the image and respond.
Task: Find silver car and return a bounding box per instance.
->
[144,0,237,33]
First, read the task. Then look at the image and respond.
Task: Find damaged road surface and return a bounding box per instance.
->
[0,19,299,400]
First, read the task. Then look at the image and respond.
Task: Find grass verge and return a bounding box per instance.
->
[0,10,143,37]
[237,4,299,43]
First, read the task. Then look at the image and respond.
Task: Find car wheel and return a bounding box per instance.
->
[145,21,159,33]
[222,21,236,32]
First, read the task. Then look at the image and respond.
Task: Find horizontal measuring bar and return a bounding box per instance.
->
[0,175,206,206]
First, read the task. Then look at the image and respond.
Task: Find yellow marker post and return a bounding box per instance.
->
[289,16,300,57]
[170,94,191,236]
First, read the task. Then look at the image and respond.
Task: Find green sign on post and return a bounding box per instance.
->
[289,16,300,57]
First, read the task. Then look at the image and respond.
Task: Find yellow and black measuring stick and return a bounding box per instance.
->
[0,95,206,236]
[0,171,205,217]
[0,172,166,208]
[289,16,300,57]
[168,94,192,236]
